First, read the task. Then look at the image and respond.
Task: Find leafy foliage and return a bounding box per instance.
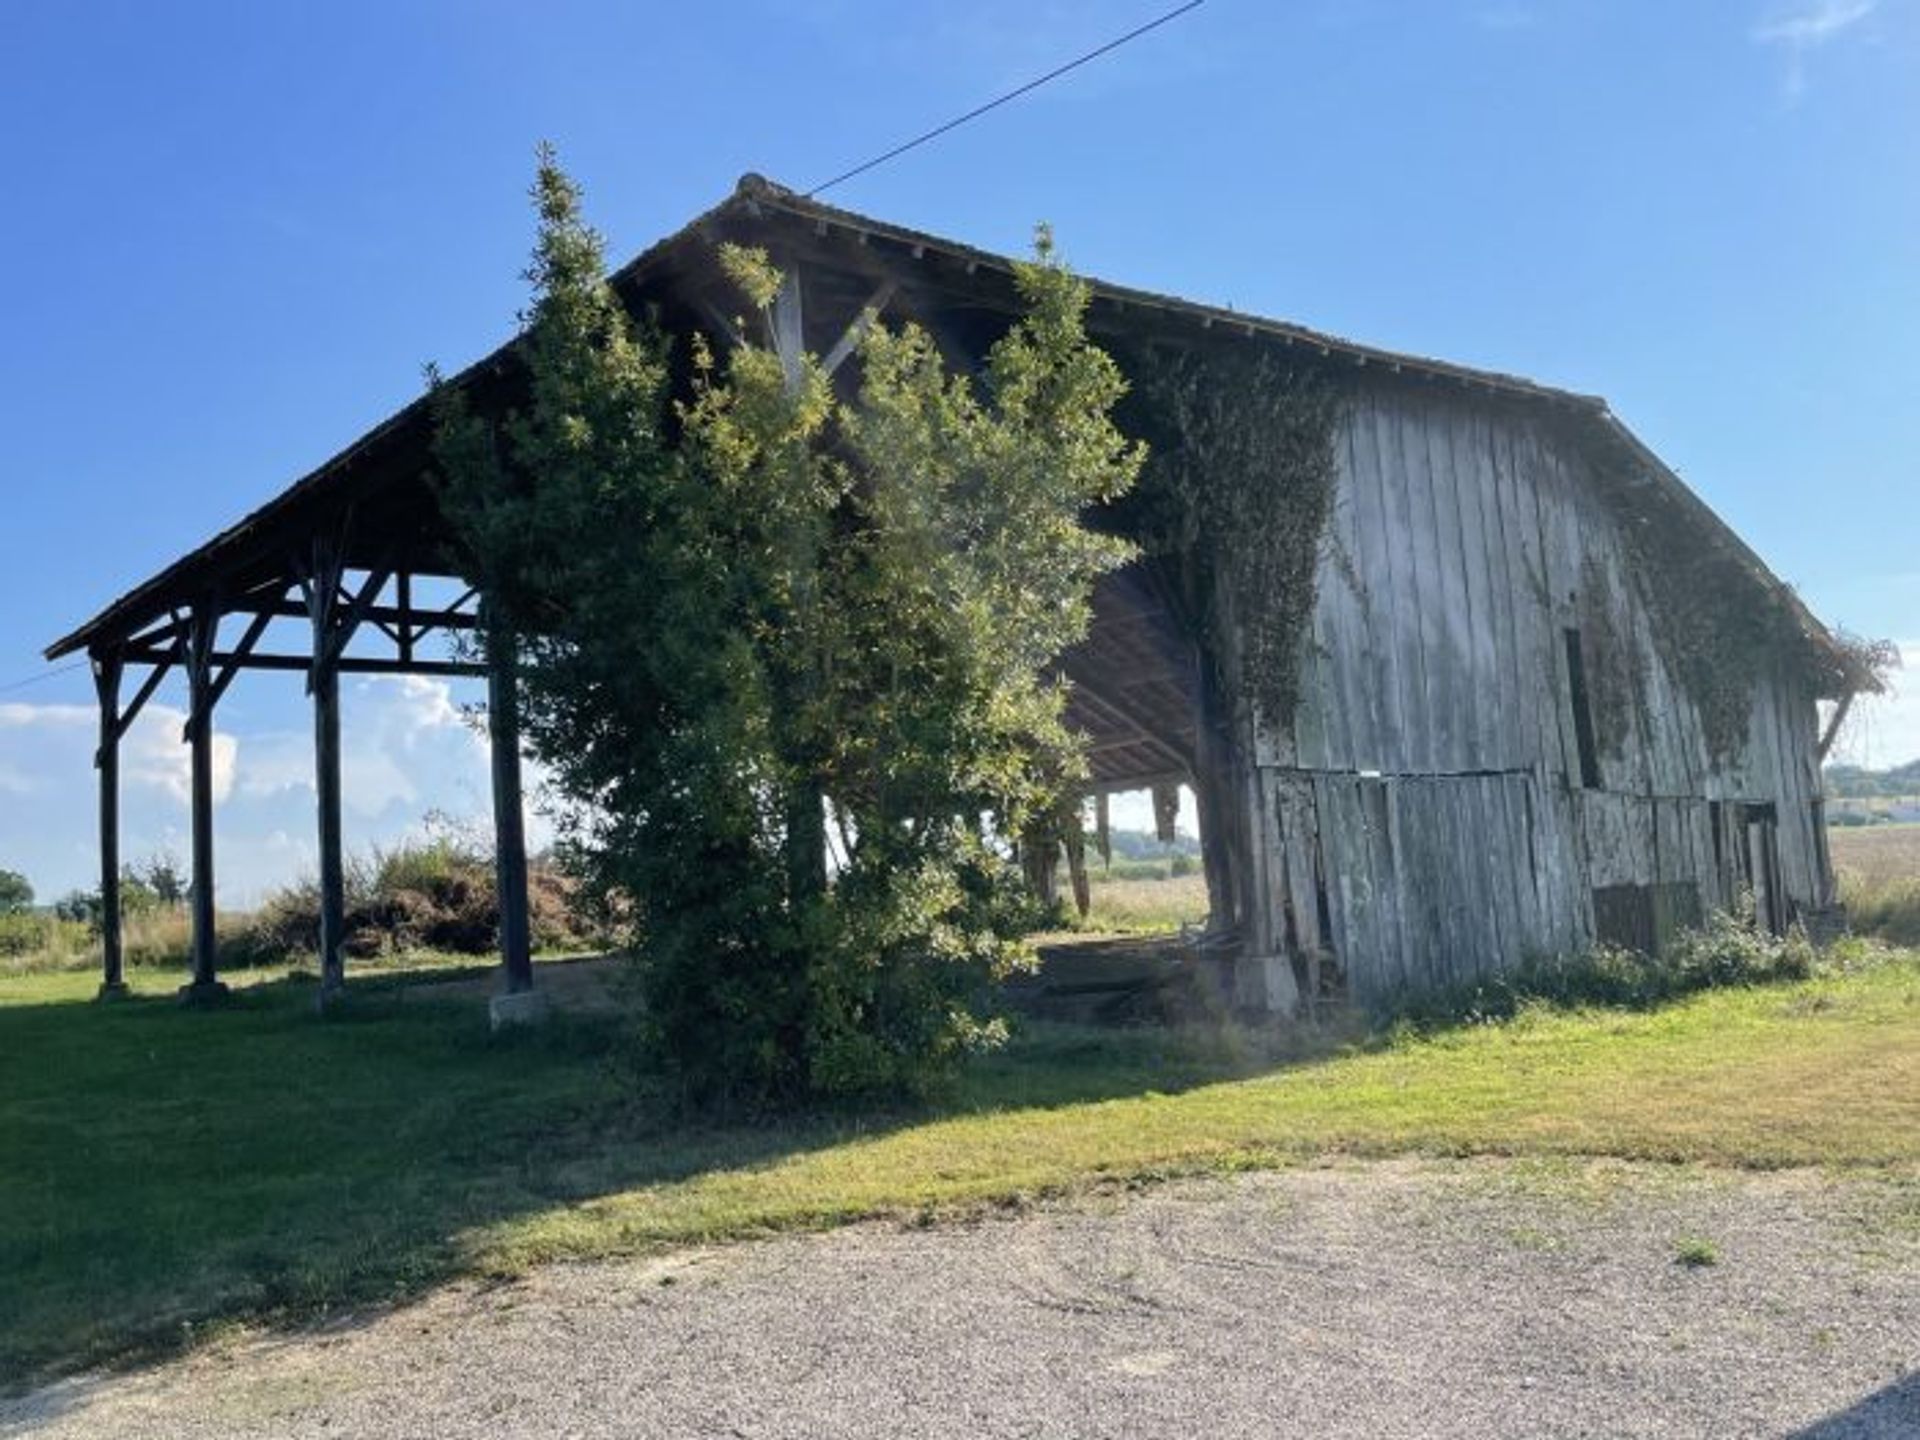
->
[233,835,593,964]
[1118,346,1342,727]
[1384,907,1822,1031]
[433,151,1140,1106]
[0,870,30,916]
[1588,443,1897,764]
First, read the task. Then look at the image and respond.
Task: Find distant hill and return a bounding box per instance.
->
[1825,759,1920,799]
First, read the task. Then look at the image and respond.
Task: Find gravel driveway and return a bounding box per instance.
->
[6,1159,1917,1438]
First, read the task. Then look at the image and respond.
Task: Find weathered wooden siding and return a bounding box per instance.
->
[1247,380,1827,1005]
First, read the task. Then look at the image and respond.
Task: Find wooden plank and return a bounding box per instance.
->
[1503,774,1543,958]
[1352,395,1409,773]
[1363,777,1408,996]
[1445,405,1500,769]
[1517,420,1579,786]
[1474,406,1525,769]
[1319,428,1371,769]
[1392,398,1443,774]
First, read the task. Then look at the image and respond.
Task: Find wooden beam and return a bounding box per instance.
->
[324,568,392,664]
[771,267,805,394]
[820,280,897,378]
[213,599,480,633]
[92,655,128,1000]
[700,301,747,353]
[194,606,277,734]
[397,573,414,666]
[108,635,183,749]
[488,628,533,997]
[122,649,485,679]
[1817,690,1854,765]
[1066,677,1193,775]
[181,604,228,1004]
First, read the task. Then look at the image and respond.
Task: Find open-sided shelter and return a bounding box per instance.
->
[48,175,1873,1014]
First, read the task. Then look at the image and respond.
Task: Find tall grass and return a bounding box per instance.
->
[1830,823,1920,947]
[0,908,216,977]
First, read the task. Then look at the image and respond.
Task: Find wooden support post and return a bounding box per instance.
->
[312,655,345,1003]
[92,654,128,1000]
[305,542,348,1006]
[181,604,228,1004]
[487,626,537,1022]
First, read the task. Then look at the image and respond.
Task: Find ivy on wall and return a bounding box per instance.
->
[1575,552,1647,762]
[1586,442,1828,765]
[1117,344,1344,731]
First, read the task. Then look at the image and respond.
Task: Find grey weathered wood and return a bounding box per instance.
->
[771,268,806,394]
[1236,380,1833,1005]
[488,628,533,995]
[820,280,897,377]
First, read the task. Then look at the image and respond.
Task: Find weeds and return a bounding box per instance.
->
[1673,1236,1720,1268]
[1384,909,1833,1031]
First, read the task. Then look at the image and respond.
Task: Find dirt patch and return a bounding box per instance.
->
[6,1159,1915,1439]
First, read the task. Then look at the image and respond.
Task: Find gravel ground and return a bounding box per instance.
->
[6,1159,1918,1439]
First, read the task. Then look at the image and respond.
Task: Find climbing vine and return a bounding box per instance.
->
[1117,344,1344,729]
[1586,436,1857,764]
[1575,552,1647,762]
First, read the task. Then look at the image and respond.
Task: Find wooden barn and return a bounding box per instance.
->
[47,175,1872,1016]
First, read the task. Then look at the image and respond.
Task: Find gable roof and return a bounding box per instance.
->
[46,174,1863,694]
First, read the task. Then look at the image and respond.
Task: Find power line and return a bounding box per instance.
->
[806,0,1207,198]
[0,660,89,697]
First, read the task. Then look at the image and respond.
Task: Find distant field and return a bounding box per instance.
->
[1830,824,1920,947]
[1830,823,1920,887]
[1082,871,1209,933]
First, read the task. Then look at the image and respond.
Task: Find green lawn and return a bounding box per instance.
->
[3,949,1918,1388]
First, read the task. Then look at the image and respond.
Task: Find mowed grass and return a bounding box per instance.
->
[3,949,1919,1388]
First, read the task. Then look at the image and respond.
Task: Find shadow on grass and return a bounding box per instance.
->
[0,960,1324,1395]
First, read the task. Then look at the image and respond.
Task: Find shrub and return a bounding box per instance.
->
[227,840,600,965]
[0,914,61,959]
[1386,908,1822,1030]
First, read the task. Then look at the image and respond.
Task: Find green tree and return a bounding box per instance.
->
[134,854,187,909]
[435,150,1139,1105]
[0,870,32,915]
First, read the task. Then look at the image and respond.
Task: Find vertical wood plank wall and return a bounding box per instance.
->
[1249,382,1826,1005]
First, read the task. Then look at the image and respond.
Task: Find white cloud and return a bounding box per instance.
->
[1753,0,1878,97]
[123,704,238,806]
[0,674,535,906]
[0,701,91,730]
[1754,0,1876,44]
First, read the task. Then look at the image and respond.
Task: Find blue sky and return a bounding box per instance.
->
[1,0,1914,903]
